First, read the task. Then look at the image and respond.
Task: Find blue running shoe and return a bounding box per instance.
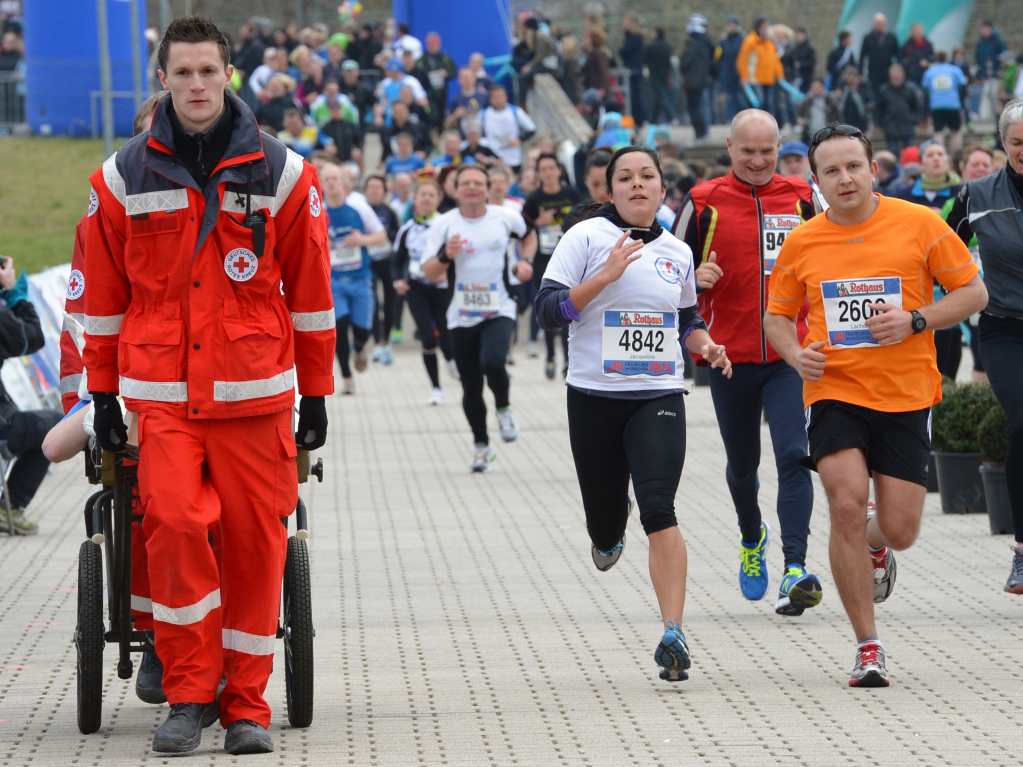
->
[381,345,394,365]
[774,565,823,616]
[371,346,384,362]
[655,620,691,682]
[738,521,771,601]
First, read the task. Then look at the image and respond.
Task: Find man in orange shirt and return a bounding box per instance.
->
[736,17,785,122]
[764,124,988,687]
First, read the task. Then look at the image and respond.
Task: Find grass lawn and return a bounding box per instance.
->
[0,137,120,274]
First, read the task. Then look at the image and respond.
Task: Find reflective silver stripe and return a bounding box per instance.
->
[125,188,188,216]
[59,374,82,395]
[222,628,275,656]
[290,310,335,332]
[131,594,153,613]
[102,153,126,207]
[152,589,220,626]
[120,377,188,402]
[63,312,85,331]
[85,313,124,336]
[968,207,1017,224]
[214,370,294,402]
[221,193,276,216]
[272,149,304,216]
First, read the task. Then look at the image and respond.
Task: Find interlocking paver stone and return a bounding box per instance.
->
[1,339,1021,765]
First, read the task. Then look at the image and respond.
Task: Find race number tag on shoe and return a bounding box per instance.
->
[224,249,258,282]
[602,310,678,377]
[331,243,362,270]
[762,214,801,275]
[455,282,500,318]
[822,277,902,348]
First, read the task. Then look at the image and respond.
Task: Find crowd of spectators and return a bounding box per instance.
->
[509,10,1021,152]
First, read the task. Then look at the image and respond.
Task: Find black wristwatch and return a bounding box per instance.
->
[910,310,927,334]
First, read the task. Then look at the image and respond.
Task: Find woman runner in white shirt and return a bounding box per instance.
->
[422,164,536,472]
[535,146,731,682]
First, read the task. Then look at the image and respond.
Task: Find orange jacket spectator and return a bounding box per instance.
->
[736,31,784,86]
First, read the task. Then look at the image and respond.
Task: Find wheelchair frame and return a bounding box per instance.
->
[74,442,323,734]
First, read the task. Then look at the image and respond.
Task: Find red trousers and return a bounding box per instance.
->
[138,408,297,727]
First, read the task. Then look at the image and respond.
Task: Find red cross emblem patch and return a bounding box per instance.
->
[224,248,258,282]
[67,269,85,300]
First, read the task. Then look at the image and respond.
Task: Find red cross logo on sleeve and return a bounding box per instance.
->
[224,248,259,282]
[67,269,85,300]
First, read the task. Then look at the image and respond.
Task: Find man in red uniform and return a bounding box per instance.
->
[60,91,170,706]
[83,17,335,755]
[672,109,821,617]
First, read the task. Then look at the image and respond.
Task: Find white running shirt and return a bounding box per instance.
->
[543,215,698,393]
[423,205,528,329]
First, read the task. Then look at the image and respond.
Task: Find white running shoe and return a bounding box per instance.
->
[427,387,444,406]
[446,359,460,380]
[470,444,496,473]
[497,406,520,442]
[527,340,539,358]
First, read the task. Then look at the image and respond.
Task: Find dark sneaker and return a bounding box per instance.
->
[225,719,275,755]
[654,620,691,682]
[135,647,166,704]
[738,521,771,600]
[867,503,897,603]
[775,566,823,616]
[1004,545,1023,594]
[848,640,890,687]
[151,701,219,753]
[544,360,555,380]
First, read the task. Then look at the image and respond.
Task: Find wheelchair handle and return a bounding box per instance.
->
[296,450,324,484]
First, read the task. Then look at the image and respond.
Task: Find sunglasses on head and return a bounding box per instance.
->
[810,124,866,147]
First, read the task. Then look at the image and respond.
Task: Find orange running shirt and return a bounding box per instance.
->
[767,195,979,412]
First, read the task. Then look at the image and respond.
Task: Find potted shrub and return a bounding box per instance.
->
[978,403,1012,534]
[931,380,998,514]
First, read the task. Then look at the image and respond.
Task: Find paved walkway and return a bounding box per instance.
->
[1,338,1020,766]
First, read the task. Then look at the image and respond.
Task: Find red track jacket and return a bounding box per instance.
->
[672,172,815,365]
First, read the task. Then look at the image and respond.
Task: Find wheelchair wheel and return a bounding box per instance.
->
[283,536,314,728]
[76,540,105,734]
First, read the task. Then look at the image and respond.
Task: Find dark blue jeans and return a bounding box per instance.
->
[708,361,813,567]
[978,313,1023,542]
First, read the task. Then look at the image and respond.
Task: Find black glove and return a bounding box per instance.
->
[91,392,128,452]
[295,396,328,451]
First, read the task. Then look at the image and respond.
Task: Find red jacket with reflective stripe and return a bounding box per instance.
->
[673,172,814,365]
[60,215,88,414]
[83,91,335,419]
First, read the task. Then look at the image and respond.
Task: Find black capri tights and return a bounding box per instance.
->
[566,387,686,551]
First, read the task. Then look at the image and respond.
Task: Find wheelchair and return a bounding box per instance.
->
[74,440,323,735]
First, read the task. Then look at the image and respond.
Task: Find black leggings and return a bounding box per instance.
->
[978,313,1023,542]
[566,387,686,551]
[335,316,371,378]
[450,317,515,445]
[371,258,397,344]
[406,281,454,387]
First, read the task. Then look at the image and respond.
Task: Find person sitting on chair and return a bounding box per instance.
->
[0,254,62,535]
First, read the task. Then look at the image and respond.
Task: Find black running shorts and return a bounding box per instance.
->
[931,108,962,132]
[803,400,932,487]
